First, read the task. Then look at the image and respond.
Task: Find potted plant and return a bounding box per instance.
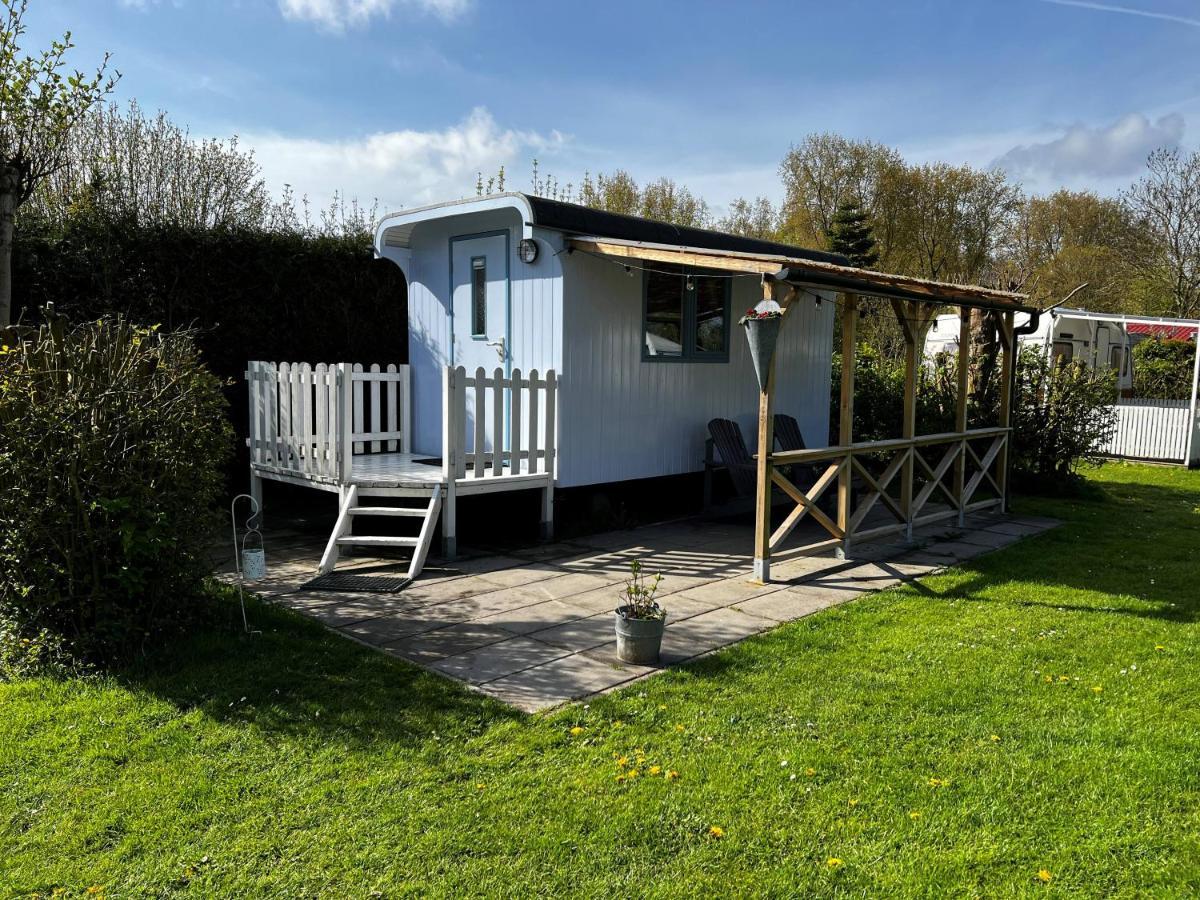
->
[741,300,783,392]
[614,560,666,665]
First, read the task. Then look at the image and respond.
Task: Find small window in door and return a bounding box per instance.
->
[471,257,487,337]
[1051,341,1074,366]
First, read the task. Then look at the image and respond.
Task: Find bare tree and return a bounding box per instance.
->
[0,0,116,325]
[1121,148,1200,318]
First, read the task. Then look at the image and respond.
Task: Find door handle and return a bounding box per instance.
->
[485,337,506,363]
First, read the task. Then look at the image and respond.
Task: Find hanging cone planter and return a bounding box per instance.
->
[741,301,783,393]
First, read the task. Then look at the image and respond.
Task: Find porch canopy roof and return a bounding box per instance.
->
[568,236,1035,314]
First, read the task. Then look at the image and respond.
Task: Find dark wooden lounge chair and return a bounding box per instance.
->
[705,417,757,500]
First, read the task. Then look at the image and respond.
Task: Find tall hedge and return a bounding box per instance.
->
[11,219,407,474]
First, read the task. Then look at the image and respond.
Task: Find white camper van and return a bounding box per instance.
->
[925,307,1135,391]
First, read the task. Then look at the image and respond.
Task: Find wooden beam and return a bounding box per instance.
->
[837,294,857,557]
[954,306,970,523]
[769,461,842,549]
[899,301,918,538]
[567,237,1033,310]
[753,279,778,583]
[772,466,844,542]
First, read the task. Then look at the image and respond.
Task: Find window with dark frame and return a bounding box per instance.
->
[642,263,730,362]
[470,257,487,337]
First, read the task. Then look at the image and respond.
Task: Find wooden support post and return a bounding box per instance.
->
[338,362,353,484]
[900,302,919,541]
[836,294,857,559]
[441,366,458,559]
[954,306,970,525]
[752,279,778,583]
[997,311,1015,512]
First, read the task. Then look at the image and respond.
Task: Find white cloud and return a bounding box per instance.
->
[991,112,1185,182]
[242,107,567,215]
[278,0,469,31]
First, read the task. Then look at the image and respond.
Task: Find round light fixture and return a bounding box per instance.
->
[518,238,539,264]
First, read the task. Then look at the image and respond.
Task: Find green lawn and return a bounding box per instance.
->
[3,463,1199,898]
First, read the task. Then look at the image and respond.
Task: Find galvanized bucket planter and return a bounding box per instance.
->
[743,310,782,393]
[614,606,666,664]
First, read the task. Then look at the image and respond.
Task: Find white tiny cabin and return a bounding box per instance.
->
[375,193,838,488]
[246,194,841,579]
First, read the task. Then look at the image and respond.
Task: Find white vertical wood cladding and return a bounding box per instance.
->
[402,209,562,456]
[557,252,834,488]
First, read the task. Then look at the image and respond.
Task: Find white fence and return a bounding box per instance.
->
[443,366,557,480]
[246,361,411,480]
[1103,398,1197,464]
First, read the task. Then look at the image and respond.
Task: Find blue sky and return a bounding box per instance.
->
[28,0,1200,216]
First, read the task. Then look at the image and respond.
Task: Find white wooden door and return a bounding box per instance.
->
[451,233,509,453]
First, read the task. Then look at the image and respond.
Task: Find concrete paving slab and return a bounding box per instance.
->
[471,564,565,589]
[482,651,649,712]
[732,587,846,623]
[475,598,593,636]
[666,606,772,650]
[337,612,455,646]
[528,613,616,652]
[673,576,785,607]
[384,621,515,662]
[430,636,570,685]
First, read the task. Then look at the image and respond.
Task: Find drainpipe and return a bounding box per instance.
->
[1004,310,1041,511]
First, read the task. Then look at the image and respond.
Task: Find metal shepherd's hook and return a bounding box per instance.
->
[231,493,265,635]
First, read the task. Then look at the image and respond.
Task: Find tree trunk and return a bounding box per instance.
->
[0,180,15,328]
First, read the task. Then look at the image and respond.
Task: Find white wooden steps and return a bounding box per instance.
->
[318,483,442,582]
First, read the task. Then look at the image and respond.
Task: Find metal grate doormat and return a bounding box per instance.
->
[300,573,412,593]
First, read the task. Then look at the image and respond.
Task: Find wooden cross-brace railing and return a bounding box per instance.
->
[751,279,1018,583]
[764,427,1009,554]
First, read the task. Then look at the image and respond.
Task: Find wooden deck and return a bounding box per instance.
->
[254,451,555,495]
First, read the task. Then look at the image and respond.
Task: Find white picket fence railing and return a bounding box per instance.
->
[246,361,411,480]
[1103,398,1195,463]
[442,366,557,480]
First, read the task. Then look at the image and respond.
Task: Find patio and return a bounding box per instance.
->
[223,510,1059,712]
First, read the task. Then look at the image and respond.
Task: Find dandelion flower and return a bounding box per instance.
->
[1155,645,1165,652]
[616,756,629,768]
[990,734,1001,742]
[1058,675,1070,683]
[928,777,947,788]
[805,767,816,777]
[627,769,639,779]
[909,811,921,820]
[675,724,685,733]
[658,703,668,710]
[848,798,859,807]
[665,770,680,781]
[613,720,625,729]
[826,857,843,869]
[1043,675,1053,684]
[475,783,486,790]
[708,825,725,839]
[569,726,585,736]
[615,774,626,783]
[1037,869,1052,883]
[1092,685,1103,694]
[649,765,662,776]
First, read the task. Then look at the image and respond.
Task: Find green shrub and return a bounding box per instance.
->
[0,315,232,662]
[829,343,1116,490]
[1011,347,1116,486]
[1132,338,1196,400]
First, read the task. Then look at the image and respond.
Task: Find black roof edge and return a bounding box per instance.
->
[522,194,850,267]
